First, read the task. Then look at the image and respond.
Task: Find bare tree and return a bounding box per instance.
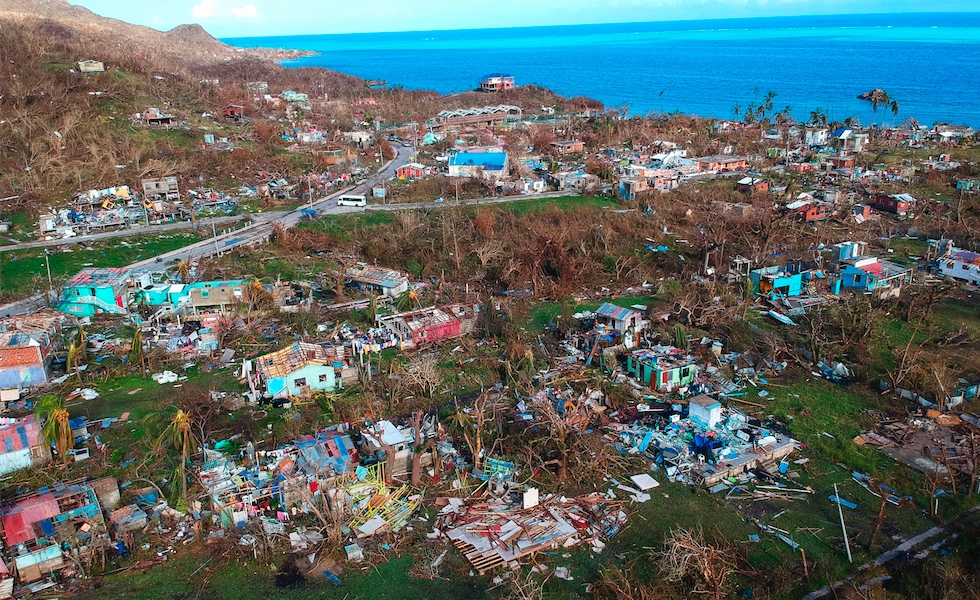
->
[408,354,441,398]
[657,528,739,600]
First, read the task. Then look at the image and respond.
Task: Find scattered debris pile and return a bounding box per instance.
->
[608,402,797,487]
[437,491,626,574]
[855,410,978,477]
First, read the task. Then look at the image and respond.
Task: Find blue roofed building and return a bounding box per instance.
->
[595,302,646,333]
[448,150,509,180]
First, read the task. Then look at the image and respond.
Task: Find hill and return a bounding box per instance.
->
[0,0,240,65]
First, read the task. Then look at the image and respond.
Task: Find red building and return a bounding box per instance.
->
[550,140,585,155]
[788,162,816,173]
[871,193,914,219]
[378,304,479,349]
[479,73,514,92]
[396,163,426,180]
[223,105,244,120]
[796,202,832,222]
[736,177,769,194]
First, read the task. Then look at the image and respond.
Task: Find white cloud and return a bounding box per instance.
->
[191,0,260,20]
[191,0,217,18]
[231,3,259,17]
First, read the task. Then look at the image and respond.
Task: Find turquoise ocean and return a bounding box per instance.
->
[225,13,980,127]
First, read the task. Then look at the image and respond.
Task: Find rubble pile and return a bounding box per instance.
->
[436,492,626,574]
[608,402,797,487]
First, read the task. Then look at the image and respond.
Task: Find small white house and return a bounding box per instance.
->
[939,248,980,285]
[805,129,829,147]
[595,302,646,333]
[689,395,723,429]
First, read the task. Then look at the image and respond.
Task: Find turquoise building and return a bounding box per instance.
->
[57,268,129,317]
[256,342,339,399]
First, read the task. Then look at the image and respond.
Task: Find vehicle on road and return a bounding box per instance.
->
[337,194,367,207]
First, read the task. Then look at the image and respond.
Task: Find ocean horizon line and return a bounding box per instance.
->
[221,11,980,43]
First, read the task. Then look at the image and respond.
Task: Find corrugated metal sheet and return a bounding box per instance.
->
[2,494,59,545]
[0,420,40,455]
[595,302,639,322]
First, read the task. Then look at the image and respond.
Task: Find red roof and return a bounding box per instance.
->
[857,261,884,276]
[0,418,41,454]
[2,493,59,545]
[0,346,41,368]
[65,267,127,287]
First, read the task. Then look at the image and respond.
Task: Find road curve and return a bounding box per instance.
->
[0,147,587,316]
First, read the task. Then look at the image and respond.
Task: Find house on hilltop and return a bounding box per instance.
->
[479,74,514,92]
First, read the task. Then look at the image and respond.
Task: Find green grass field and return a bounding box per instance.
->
[490,195,618,217]
[0,232,204,296]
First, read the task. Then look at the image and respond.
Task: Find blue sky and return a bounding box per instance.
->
[73,0,978,38]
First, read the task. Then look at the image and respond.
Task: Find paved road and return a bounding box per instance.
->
[0,147,582,316]
[0,216,246,253]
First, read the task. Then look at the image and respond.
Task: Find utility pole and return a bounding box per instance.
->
[308,172,316,213]
[834,483,853,563]
[44,249,52,293]
[212,222,220,256]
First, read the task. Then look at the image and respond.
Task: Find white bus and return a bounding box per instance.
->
[337,194,366,207]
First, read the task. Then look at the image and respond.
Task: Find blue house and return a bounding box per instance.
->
[840,257,911,297]
[255,342,339,399]
[750,266,803,298]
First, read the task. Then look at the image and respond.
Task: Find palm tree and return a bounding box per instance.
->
[395,289,421,312]
[731,103,742,120]
[889,99,900,126]
[809,108,827,126]
[865,88,891,127]
[38,395,72,465]
[763,90,778,115]
[176,260,192,283]
[67,325,87,384]
[130,328,148,378]
[156,408,197,508]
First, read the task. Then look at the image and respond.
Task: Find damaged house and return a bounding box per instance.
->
[253,342,341,399]
[0,311,65,392]
[0,480,116,584]
[0,417,50,476]
[378,304,479,349]
[345,265,409,298]
[57,268,129,317]
[626,346,699,392]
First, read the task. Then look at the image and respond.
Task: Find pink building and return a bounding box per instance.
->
[378,304,479,349]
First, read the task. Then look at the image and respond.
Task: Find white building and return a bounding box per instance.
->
[939,245,980,285]
[689,395,723,429]
[805,128,829,147]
